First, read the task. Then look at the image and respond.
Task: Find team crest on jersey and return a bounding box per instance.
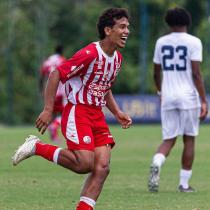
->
[83,136,91,144]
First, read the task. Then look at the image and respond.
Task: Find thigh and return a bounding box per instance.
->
[61,103,94,151]
[94,145,112,168]
[181,108,200,136]
[161,109,180,140]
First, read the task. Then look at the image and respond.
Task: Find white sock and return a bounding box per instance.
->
[179,169,192,189]
[152,153,166,168]
[53,148,62,164]
[80,196,96,208]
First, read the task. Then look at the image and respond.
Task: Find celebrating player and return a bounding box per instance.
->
[148,7,208,193]
[12,7,132,210]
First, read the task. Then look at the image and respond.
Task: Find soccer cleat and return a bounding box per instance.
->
[178,185,195,193]
[12,135,40,166]
[148,164,160,192]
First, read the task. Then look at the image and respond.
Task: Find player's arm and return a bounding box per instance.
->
[153,63,162,94]
[191,61,208,120]
[153,39,162,95]
[105,90,132,129]
[36,70,60,134]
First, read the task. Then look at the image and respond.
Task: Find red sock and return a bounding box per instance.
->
[35,142,58,162]
[76,201,93,210]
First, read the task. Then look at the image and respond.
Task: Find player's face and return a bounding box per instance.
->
[108,17,130,48]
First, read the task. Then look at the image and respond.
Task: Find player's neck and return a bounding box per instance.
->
[170,26,187,33]
[99,40,116,57]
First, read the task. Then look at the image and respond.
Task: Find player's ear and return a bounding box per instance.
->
[104,26,112,36]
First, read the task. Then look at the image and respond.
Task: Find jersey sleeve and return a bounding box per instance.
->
[190,39,202,62]
[153,40,162,64]
[57,47,95,83]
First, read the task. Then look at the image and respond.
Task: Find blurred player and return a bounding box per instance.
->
[40,45,66,143]
[12,8,132,210]
[148,7,208,193]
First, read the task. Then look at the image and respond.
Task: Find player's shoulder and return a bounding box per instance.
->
[74,42,98,60]
[155,34,170,46]
[184,33,201,44]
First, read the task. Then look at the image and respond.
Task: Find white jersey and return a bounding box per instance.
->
[153,32,202,110]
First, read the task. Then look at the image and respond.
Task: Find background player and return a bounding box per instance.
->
[12,8,132,210]
[148,7,208,193]
[40,45,66,143]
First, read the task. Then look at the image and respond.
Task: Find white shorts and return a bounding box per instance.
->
[161,108,200,140]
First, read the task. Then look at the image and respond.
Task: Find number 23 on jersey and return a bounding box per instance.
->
[162,45,187,71]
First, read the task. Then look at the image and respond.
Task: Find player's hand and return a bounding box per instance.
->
[115,111,132,129]
[200,102,208,121]
[36,110,53,134]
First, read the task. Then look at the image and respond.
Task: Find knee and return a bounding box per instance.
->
[76,159,94,174]
[95,163,110,179]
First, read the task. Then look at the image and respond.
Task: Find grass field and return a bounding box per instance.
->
[1,124,210,210]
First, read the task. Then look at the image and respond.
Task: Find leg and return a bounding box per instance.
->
[12,135,94,174]
[178,135,195,192]
[178,108,199,192]
[156,137,177,157]
[76,145,111,209]
[182,135,195,170]
[148,138,176,192]
[57,149,94,174]
[148,108,181,192]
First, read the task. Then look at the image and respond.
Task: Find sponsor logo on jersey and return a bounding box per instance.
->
[83,136,91,144]
[67,64,84,78]
[88,82,110,97]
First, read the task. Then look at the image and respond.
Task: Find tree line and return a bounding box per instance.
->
[1,0,210,124]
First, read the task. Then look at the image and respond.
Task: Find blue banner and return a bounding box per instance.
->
[103,95,210,123]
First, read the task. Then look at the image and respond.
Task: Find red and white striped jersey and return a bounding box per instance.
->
[57,42,123,106]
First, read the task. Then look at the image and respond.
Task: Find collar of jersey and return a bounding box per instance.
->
[95,41,116,62]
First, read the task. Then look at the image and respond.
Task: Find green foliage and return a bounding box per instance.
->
[1,0,210,124]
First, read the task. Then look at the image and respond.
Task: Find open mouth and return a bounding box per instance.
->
[121,36,128,44]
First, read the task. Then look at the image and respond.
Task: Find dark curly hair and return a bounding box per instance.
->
[97,8,129,40]
[165,7,191,27]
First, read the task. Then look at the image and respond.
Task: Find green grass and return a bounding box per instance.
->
[1,124,210,210]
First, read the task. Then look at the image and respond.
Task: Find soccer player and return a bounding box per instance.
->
[12,8,132,210]
[148,7,208,193]
[40,45,66,143]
